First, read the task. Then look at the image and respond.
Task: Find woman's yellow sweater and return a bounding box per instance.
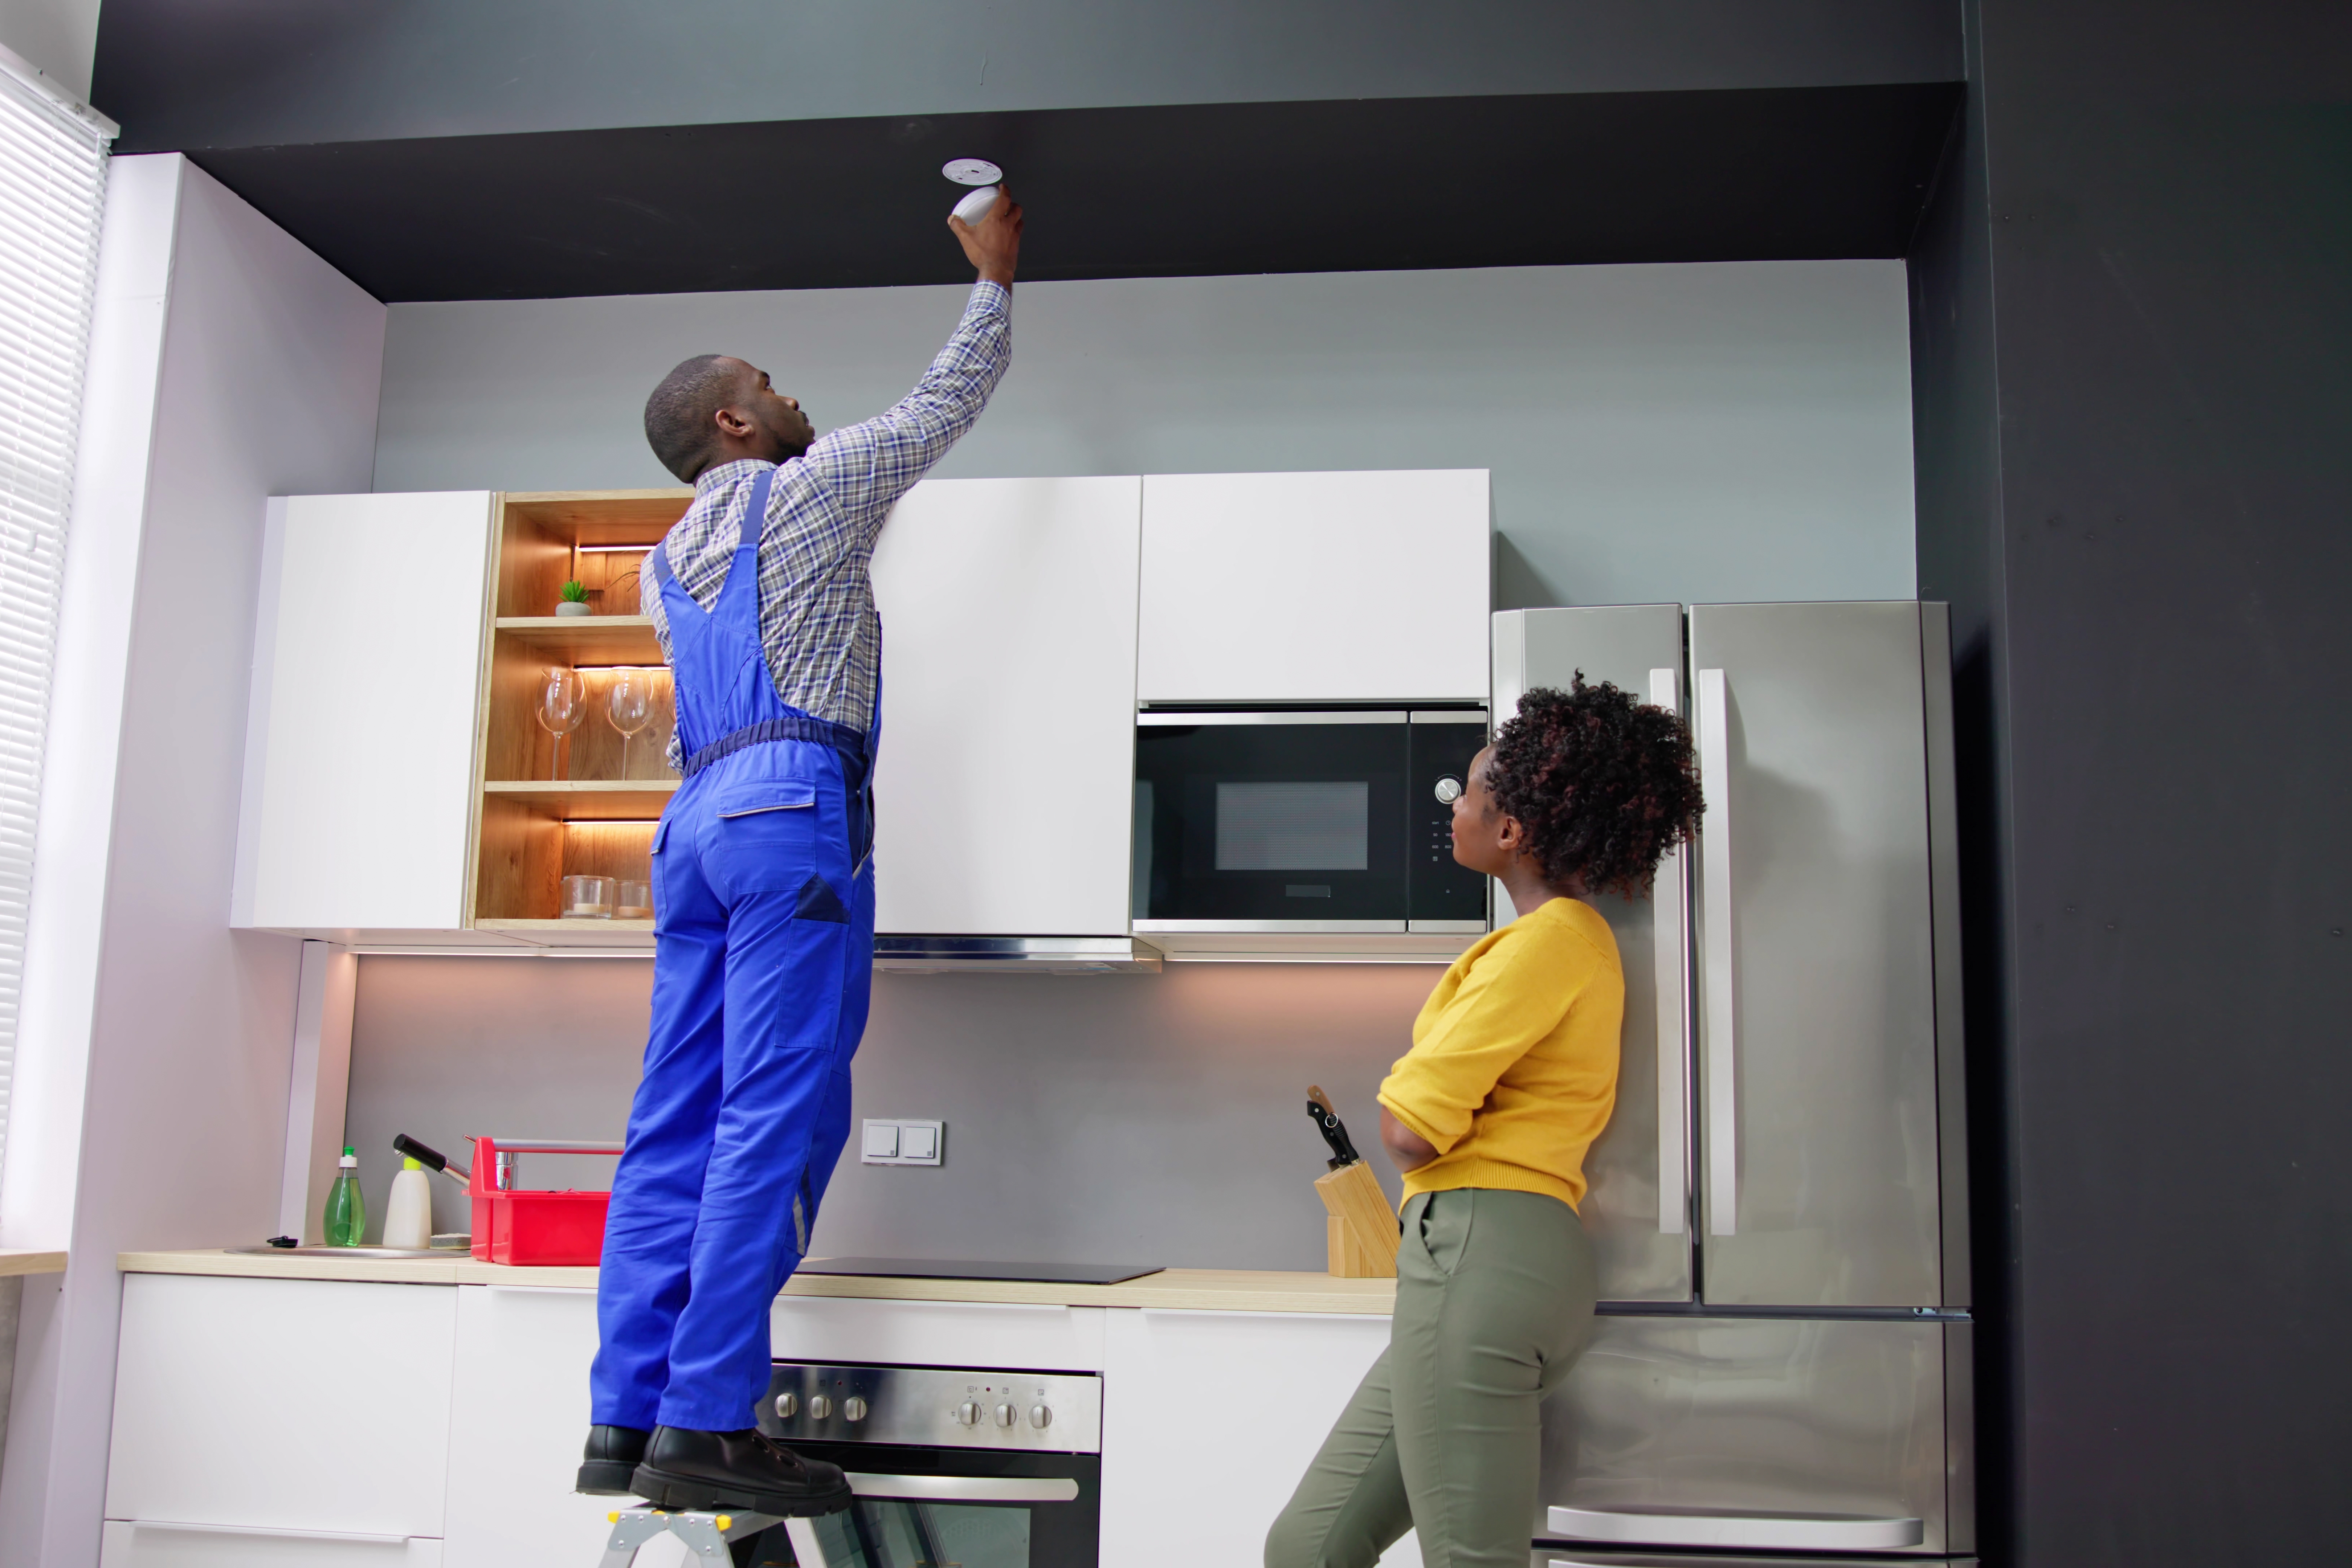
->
[1377,897,1622,1211]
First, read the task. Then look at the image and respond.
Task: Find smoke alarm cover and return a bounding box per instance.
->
[942,159,1002,186]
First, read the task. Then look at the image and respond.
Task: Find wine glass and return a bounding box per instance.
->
[606,668,657,779]
[536,667,587,780]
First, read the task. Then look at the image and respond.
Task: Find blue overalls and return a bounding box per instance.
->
[591,466,878,1433]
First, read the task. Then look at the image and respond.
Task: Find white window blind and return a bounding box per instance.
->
[0,52,114,1188]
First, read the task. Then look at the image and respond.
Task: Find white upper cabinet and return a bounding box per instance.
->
[1137,470,1491,703]
[870,476,1142,935]
[232,491,492,934]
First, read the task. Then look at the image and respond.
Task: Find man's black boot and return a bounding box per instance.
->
[576,1425,651,1495]
[630,1425,854,1517]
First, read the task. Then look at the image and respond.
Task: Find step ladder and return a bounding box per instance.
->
[597,1504,836,1567]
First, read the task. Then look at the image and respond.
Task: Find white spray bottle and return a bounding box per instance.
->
[383,1155,435,1250]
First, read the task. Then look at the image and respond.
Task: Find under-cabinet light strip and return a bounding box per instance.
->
[353,947,656,959]
[573,544,656,553]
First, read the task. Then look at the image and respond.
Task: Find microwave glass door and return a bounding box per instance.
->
[1132,711,1489,925]
[1133,714,1408,922]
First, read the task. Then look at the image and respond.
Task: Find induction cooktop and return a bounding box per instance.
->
[795,1257,1164,1286]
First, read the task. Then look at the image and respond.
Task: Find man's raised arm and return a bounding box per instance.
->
[807,188,1025,532]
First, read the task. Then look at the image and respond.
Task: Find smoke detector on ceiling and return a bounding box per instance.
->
[943,158,1004,224]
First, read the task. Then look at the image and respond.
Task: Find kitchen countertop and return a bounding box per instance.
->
[117,1249,1397,1315]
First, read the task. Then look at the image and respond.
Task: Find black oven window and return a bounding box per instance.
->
[750,1499,1032,1566]
[1213,780,1369,871]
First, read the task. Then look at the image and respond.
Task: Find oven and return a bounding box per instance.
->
[1130,707,1489,932]
[742,1360,1101,1568]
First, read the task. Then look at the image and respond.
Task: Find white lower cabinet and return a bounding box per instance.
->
[440,1286,625,1567]
[1098,1309,1419,1568]
[106,1275,456,1544]
[110,1276,1408,1568]
[101,1522,442,1567]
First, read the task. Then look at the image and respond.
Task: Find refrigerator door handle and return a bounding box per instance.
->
[1547,1505,1925,1551]
[1695,667,1737,1237]
[1648,666,1687,1236]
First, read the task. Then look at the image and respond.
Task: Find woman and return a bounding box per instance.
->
[1265,678,1703,1568]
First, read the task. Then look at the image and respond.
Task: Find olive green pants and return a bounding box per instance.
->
[1264,1188,1598,1568]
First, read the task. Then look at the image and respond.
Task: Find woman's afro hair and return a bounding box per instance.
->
[1485,675,1704,898]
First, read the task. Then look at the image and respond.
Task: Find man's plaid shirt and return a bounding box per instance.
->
[646,281,1010,761]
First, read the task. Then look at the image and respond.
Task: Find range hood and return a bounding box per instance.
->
[872,935,1163,974]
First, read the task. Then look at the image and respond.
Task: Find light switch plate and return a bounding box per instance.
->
[860,1118,945,1167]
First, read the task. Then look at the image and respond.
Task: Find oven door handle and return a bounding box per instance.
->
[847,1473,1082,1503]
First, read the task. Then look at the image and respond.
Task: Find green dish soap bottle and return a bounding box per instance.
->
[324,1146,367,1247]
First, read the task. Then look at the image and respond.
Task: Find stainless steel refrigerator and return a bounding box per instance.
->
[1491,602,1973,1568]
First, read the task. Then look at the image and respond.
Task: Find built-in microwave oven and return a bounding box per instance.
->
[1130,708,1490,933]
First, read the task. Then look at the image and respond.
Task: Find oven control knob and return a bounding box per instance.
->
[1434,776,1464,805]
[808,1395,833,1420]
[1029,1404,1053,1429]
[956,1401,983,1426]
[774,1393,799,1419]
[844,1396,869,1422]
[993,1402,1016,1428]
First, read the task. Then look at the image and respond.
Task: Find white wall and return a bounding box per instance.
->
[0,0,101,99]
[375,260,1917,608]
[0,154,385,1568]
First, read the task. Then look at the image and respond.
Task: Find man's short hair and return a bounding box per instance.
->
[644,355,745,482]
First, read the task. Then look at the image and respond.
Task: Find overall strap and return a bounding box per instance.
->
[738,465,776,558]
[645,464,776,592]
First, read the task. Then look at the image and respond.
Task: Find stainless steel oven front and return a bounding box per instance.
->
[746,1360,1102,1568]
[1131,707,1490,932]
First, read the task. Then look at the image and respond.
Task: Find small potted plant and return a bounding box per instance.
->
[556,579,591,617]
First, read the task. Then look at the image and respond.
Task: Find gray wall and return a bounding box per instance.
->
[376,260,1918,611]
[345,956,1436,1272]
[1906,0,2352,1561]
[352,256,1918,1267]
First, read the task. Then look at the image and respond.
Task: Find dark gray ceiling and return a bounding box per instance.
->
[90,1,1963,302]
[184,85,1961,302]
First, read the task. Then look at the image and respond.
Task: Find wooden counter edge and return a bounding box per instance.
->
[0,1249,66,1277]
[117,1252,1397,1314]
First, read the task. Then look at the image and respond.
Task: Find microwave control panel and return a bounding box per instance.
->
[1408,711,1491,923]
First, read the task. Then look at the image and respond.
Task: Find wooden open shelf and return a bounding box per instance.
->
[495,615,663,666]
[483,780,678,820]
[470,491,693,928]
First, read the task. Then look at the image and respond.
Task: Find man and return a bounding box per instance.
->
[578,190,1024,1517]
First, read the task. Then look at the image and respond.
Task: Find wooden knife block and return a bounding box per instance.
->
[1316,1159,1400,1278]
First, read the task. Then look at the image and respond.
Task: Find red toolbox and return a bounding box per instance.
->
[467,1136,624,1266]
